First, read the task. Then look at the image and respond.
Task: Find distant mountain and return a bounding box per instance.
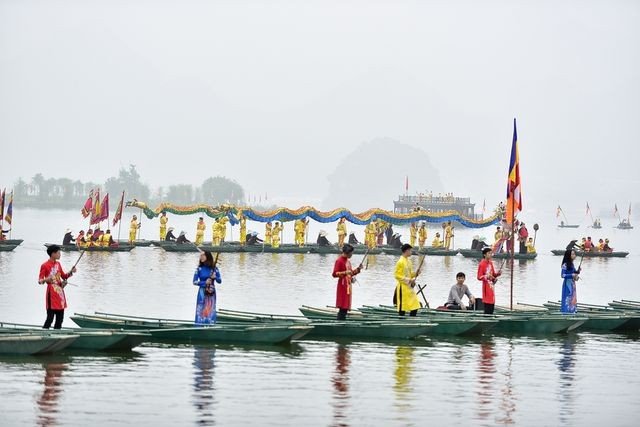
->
[322,137,443,211]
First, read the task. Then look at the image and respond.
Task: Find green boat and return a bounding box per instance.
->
[71,313,312,344]
[458,249,537,260]
[543,301,640,332]
[0,322,149,351]
[0,334,79,355]
[490,315,585,334]
[299,305,496,337]
[513,303,634,332]
[303,321,435,340]
[550,250,629,258]
[117,239,153,247]
[44,243,135,252]
[2,239,23,246]
[0,244,18,252]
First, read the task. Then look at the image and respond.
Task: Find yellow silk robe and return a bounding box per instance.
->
[272,224,283,248]
[418,227,427,248]
[195,221,206,246]
[394,256,420,312]
[265,223,273,245]
[159,216,168,240]
[239,217,247,244]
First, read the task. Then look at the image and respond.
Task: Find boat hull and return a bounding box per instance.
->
[458,249,537,260]
[0,244,18,252]
[45,244,134,252]
[550,250,629,258]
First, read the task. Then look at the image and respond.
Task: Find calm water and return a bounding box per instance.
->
[1,208,639,426]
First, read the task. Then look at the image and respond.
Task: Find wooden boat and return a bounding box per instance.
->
[2,239,23,246]
[615,223,633,230]
[300,306,495,336]
[70,313,312,344]
[44,243,135,252]
[117,239,153,247]
[542,301,640,332]
[0,244,19,252]
[458,248,537,260]
[550,249,629,258]
[0,334,78,355]
[557,224,580,228]
[0,322,149,351]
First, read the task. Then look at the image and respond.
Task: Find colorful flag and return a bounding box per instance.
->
[4,191,13,224]
[82,189,94,218]
[556,205,562,218]
[505,118,522,224]
[97,193,109,223]
[113,191,125,226]
[0,188,5,221]
[90,190,101,225]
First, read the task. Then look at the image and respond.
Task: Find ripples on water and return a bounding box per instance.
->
[1,210,640,425]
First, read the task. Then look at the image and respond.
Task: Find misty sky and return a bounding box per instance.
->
[1,0,638,218]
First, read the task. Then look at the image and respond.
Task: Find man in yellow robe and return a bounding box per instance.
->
[265,222,273,246]
[272,222,283,248]
[129,216,140,244]
[409,222,417,246]
[239,213,247,246]
[444,221,454,250]
[418,223,427,249]
[526,237,536,254]
[159,212,168,241]
[294,219,308,247]
[432,232,443,248]
[211,219,222,246]
[219,216,229,242]
[195,217,206,246]
[365,222,377,249]
[336,218,347,247]
[494,227,503,245]
[394,244,421,316]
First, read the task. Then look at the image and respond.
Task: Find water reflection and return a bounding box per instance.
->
[497,340,516,425]
[393,346,415,416]
[476,339,496,422]
[192,347,217,426]
[37,358,69,427]
[331,344,351,427]
[556,335,578,425]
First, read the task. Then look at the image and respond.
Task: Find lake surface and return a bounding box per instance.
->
[1,208,639,426]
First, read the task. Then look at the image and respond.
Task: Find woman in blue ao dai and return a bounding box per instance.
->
[560,249,580,313]
[193,251,221,325]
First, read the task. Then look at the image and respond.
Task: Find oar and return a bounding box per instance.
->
[533,223,539,247]
[416,284,429,308]
[62,249,86,288]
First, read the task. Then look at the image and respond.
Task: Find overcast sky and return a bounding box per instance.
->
[1,0,638,218]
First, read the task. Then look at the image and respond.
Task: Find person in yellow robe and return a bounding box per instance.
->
[409,222,417,246]
[101,230,113,247]
[494,226,503,245]
[265,222,273,246]
[394,244,421,316]
[294,219,308,247]
[271,222,283,248]
[444,221,454,250]
[159,212,168,241]
[418,223,427,249]
[432,232,443,248]
[212,219,222,246]
[219,216,229,242]
[365,222,377,249]
[195,217,206,246]
[239,214,247,246]
[129,216,140,244]
[336,218,347,247]
[526,237,536,254]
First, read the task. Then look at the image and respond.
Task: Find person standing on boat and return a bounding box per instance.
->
[409,222,417,246]
[336,218,347,247]
[193,251,221,325]
[239,213,247,246]
[38,245,76,329]
[518,222,529,254]
[417,222,427,249]
[159,212,168,241]
[477,247,501,314]
[332,244,362,320]
[265,221,273,246]
[444,221,454,250]
[560,249,581,313]
[212,219,223,246]
[129,216,140,244]
[219,216,229,243]
[195,217,206,246]
[271,222,283,248]
[394,244,421,317]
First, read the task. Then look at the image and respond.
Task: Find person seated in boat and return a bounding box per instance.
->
[385,224,394,245]
[75,230,85,247]
[348,232,359,245]
[526,237,536,254]
[603,238,612,252]
[389,233,403,249]
[165,227,177,242]
[317,231,331,247]
[584,237,594,252]
[62,229,75,246]
[596,239,605,251]
[432,232,443,248]
[176,231,190,244]
[246,231,264,245]
[85,229,94,247]
[0,229,9,241]
[578,237,586,250]
[92,226,104,242]
[445,272,476,310]
[471,236,489,251]
[101,230,117,247]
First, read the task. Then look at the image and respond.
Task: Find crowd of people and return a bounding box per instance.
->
[577,237,613,252]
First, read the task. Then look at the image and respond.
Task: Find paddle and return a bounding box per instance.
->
[533,223,539,247]
[62,249,86,288]
[416,284,430,308]
[351,248,371,287]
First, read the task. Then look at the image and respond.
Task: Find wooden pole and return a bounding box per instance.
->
[137,208,142,240]
[510,200,515,310]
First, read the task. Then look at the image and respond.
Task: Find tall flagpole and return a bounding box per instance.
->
[510,197,515,310]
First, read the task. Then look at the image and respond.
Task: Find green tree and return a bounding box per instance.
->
[167,184,194,205]
[200,177,244,205]
[104,165,150,201]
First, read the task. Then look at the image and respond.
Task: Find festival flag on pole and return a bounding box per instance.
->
[4,191,13,224]
[82,189,94,218]
[556,205,562,218]
[113,191,125,226]
[97,193,109,223]
[505,118,522,224]
[90,190,101,225]
[0,189,5,221]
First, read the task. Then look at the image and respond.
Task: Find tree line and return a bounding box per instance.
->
[10,165,246,209]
